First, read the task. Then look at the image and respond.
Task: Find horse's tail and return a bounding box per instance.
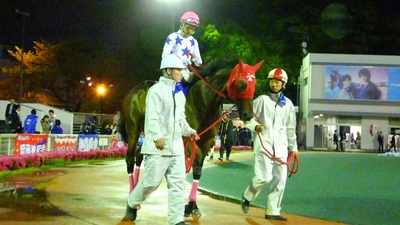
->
[118,113,128,144]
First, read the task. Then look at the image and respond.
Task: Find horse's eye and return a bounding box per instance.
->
[237,80,248,93]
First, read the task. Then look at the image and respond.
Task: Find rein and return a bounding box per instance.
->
[186,53,226,98]
[254,114,300,177]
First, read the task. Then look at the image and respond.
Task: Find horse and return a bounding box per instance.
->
[119,59,264,217]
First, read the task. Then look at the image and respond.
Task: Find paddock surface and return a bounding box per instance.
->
[0,151,347,225]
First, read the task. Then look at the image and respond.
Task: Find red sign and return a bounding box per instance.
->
[15,134,49,155]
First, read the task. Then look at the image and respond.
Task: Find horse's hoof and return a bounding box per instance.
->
[184,204,192,217]
[192,208,202,217]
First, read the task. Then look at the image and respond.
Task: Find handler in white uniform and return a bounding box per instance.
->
[240,68,298,221]
[126,54,199,225]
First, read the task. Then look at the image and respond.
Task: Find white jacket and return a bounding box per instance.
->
[245,93,298,158]
[141,76,196,156]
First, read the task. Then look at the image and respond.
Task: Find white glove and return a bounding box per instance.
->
[193,59,202,67]
[182,58,192,66]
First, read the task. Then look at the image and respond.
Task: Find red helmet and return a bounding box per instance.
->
[180,11,200,27]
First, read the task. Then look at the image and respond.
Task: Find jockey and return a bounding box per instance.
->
[162,11,203,95]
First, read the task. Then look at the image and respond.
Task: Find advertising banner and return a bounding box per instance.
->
[324,65,400,101]
[77,134,99,152]
[15,134,48,155]
[54,135,78,151]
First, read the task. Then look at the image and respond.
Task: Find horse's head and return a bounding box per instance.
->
[227,60,264,121]
[330,69,343,90]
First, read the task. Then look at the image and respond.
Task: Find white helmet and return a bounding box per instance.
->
[268,68,288,83]
[160,55,186,69]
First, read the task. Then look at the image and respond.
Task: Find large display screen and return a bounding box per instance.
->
[324,66,400,101]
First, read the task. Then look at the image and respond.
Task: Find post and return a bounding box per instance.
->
[16,9,30,103]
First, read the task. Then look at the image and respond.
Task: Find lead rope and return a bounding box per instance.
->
[254,114,299,177]
[184,107,234,173]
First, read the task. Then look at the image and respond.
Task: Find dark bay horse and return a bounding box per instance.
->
[119,59,264,217]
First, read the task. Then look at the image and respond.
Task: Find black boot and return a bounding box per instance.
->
[241,194,250,213]
[126,205,137,221]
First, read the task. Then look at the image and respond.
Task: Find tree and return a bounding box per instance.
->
[2,39,104,111]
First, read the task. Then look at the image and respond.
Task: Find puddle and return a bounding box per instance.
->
[0,169,67,221]
[0,186,66,217]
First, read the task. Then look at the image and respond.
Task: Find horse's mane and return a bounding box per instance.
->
[196,58,238,78]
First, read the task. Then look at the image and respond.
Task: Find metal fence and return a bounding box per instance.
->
[0,134,120,156]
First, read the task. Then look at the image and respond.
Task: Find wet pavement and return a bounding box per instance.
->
[0,152,347,225]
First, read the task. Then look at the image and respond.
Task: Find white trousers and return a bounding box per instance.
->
[127,154,186,225]
[243,150,287,215]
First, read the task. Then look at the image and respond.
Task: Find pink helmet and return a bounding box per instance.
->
[180,11,200,27]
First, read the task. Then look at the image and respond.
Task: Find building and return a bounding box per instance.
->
[299,53,400,152]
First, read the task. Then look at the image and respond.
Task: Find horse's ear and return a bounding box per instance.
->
[252,60,264,73]
[239,60,244,72]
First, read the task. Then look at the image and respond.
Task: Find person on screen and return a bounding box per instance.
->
[325,70,341,99]
[358,68,381,100]
[338,74,355,99]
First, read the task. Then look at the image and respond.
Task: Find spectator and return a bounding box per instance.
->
[339,130,346,152]
[388,135,397,152]
[356,131,361,149]
[113,111,121,126]
[233,126,240,146]
[243,127,252,146]
[333,130,339,151]
[218,111,234,161]
[23,109,38,134]
[48,109,56,129]
[80,121,97,134]
[111,124,118,135]
[10,104,22,133]
[40,115,50,134]
[4,99,15,133]
[377,131,384,153]
[100,122,112,135]
[51,119,63,134]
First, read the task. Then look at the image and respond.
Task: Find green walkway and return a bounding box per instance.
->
[188,152,400,225]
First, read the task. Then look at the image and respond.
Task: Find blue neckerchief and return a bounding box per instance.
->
[174,82,183,95]
[278,93,286,106]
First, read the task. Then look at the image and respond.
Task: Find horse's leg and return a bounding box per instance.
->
[132,150,144,189]
[126,149,135,193]
[184,157,205,217]
[127,130,140,193]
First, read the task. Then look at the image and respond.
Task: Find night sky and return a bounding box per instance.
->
[1,1,399,56]
[0,0,230,49]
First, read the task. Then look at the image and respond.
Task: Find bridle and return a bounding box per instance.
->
[184,59,264,172]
